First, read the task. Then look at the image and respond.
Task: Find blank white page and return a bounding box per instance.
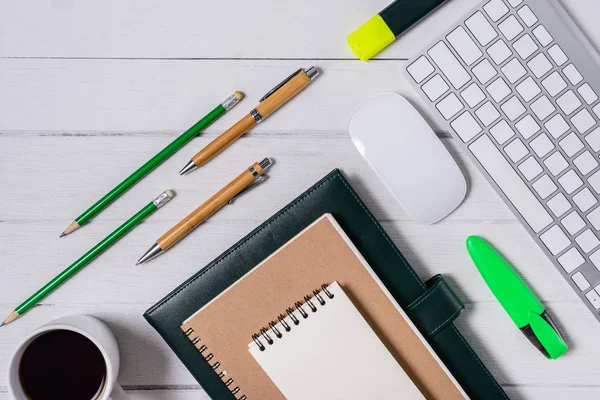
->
[248,282,425,400]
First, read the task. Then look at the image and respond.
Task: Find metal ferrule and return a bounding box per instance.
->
[153,190,174,208]
[305,66,319,80]
[221,93,241,111]
[250,108,264,123]
[259,157,273,171]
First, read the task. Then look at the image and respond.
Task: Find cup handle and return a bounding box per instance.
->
[108,383,129,400]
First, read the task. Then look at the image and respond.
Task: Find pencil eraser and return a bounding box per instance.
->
[347,14,395,61]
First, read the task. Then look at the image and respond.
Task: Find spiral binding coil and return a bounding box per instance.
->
[184,283,333,400]
[184,326,247,400]
[251,283,334,351]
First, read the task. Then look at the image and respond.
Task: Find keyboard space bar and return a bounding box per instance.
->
[470,135,553,233]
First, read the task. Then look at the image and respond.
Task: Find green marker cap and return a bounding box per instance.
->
[466,236,568,359]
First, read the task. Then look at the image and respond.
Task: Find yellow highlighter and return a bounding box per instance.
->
[347,0,450,61]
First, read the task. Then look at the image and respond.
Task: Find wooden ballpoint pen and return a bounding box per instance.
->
[136,158,273,265]
[179,67,319,175]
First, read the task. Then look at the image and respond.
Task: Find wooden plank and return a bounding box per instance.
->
[0,303,598,388]
[0,136,515,222]
[0,59,435,133]
[0,219,581,305]
[0,386,599,400]
[0,0,596,59]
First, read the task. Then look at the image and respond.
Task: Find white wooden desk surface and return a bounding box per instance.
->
[1,0,600,398]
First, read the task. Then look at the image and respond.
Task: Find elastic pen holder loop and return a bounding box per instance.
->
[406,275,464,337]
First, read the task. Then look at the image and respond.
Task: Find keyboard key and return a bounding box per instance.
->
[572,271,591,291]
[502,58,527,83]
[437,93,464,120]
[532,25,553,46]
[517,5,538,27]
[592,254,600,272]
[573,188,598,212]
[558,170,583,194]
[530,133,554,157]
[451,112,482,142]
[487,77,511,102]
[558,248,585,273]
[447,27,483,66]
[484,0,509,22]
[490,120,515,145]
[572,109,596,134]
[505,138,529,162]
[475,101,501,126]
[564,64,583,85]
[516,77,541,102]
[548,44,568,66]
[574,151,598,175]
[465,11,498,46]
[488,40,513,65]
[408,56,435,83]
[576,229,600,253]
[589,170,600,193]
[533,175,557,199]
[473,59,497,84]
[519,157,543,181]
[544,152,568,176]
[585,127,600,152]
[540,225,570,255]
[547,193,571,217]
[513,34,538,59]
[531,95,555,120]
[585,289,600,310]
[556,90,582,115]
[527,53,553,78]
[501,96,526,121]
[545,114,570,139]
[588,206,600,230]
[470,135,552,232]
[515,115,540,139]
[461,83,486,107]
[422,75,450,101]
[507,0,523,6]
[541,71,567,97]
[498,15,524,41]
[559,133,584,157]
[562,211,586,235]
[578,84,599,105]
[594,104,600,119]
[429,42,471,89]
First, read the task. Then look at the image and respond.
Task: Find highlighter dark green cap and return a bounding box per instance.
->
[466,236,568,360]
[347,0,449,61]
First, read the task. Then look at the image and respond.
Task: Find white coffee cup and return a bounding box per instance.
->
[7,314,128,400]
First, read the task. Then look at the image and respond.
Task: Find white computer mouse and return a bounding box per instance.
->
[349,93,466,224]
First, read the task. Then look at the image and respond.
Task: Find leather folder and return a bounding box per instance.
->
[144,169,508,400]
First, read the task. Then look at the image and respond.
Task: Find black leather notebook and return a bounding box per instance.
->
[144,169,508,400]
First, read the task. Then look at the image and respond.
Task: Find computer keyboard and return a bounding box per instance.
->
[404,0,600,322]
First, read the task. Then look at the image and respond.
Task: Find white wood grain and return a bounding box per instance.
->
[0,136,513,222]
[0,59,432,133]
[0,0,597,59]
[2,0,600,398]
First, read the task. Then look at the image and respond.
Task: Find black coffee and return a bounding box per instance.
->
[19,330,107,400]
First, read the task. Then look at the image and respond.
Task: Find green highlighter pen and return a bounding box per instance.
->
[466,236,568,360]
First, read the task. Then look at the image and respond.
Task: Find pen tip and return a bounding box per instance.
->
[179,160,198,176]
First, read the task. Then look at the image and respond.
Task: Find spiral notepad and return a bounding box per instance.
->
[181,214,466,400]
[248,281,424,400]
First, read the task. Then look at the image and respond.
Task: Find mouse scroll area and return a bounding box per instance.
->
[349,93,466,224]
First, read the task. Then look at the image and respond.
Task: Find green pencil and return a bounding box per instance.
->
[2,190,174,327]
[61,92,243,237]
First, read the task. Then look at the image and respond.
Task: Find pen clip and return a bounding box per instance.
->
[259,68,303,102]
[228,175,268,205]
